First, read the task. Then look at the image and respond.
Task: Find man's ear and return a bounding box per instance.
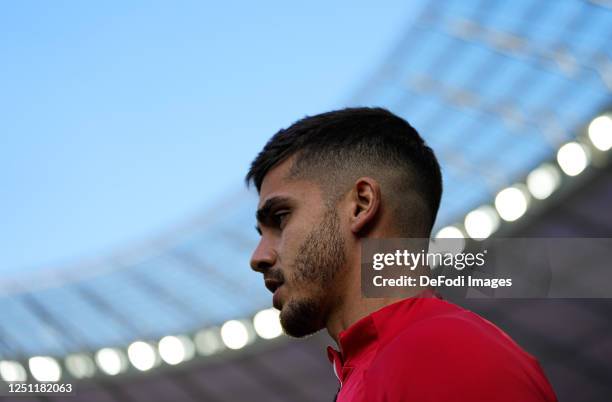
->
[349,177,381,235]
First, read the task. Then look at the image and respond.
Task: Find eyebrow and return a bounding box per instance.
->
[255,196,292,232]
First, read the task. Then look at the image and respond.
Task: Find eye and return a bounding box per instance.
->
[274,211,290,229]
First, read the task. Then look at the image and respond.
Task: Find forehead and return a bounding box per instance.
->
[258,158,321,208]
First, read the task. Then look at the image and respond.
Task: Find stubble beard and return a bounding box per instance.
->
[280,207,347,338]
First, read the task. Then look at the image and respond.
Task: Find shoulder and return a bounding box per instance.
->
[376,310,523,372]
[364,310,557,401]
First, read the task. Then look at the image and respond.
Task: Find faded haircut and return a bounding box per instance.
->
[245,107,442,236]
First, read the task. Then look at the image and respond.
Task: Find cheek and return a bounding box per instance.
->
[278,211,327,285]
[275,228,303,285]
[278,222,307,261]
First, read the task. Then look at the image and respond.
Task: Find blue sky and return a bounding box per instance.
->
[1,1,424,273]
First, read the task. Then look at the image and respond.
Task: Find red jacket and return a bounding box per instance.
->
[327,295,558,402]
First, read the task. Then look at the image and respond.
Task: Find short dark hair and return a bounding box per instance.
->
[246,107,442,236]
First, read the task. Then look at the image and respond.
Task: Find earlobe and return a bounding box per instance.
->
[349,177,381,235]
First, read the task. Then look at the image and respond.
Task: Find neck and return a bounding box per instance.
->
[325,294,402,345]
[325,229,430,345]
[324,260,425,345]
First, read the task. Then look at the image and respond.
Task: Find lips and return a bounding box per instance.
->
[264,278,283,294]
[264,278,285,309]
[272,286,283,310]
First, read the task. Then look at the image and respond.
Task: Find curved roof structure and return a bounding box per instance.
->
[350,0,612,228]
[0,191,261,357]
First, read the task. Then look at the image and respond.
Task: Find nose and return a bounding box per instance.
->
[250,237,277,273]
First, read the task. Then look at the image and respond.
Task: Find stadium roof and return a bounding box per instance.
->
[1,0,610,375]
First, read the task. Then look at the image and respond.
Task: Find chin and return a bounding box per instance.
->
[279,298,325,338]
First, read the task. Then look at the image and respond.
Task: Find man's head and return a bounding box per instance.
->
[247,107,442,337]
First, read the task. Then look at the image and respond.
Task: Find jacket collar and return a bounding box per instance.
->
[327,290,438,384]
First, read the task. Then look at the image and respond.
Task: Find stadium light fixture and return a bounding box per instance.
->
[127,341,158,371]
[194,328,225,356]
[495,185,530,222]
[557,142,590,176]
[464,205,500,239]
[221,320,250,350]
[65,353,95,379]
[95,348,127,376]
[433,225,466,254]
[158,335,195,365]
[526,163,561,200]
[28,356,62,382]
[588,114,612,151]
[253,308,283,340]
[435,225,464,239]
[0,360,27,382]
